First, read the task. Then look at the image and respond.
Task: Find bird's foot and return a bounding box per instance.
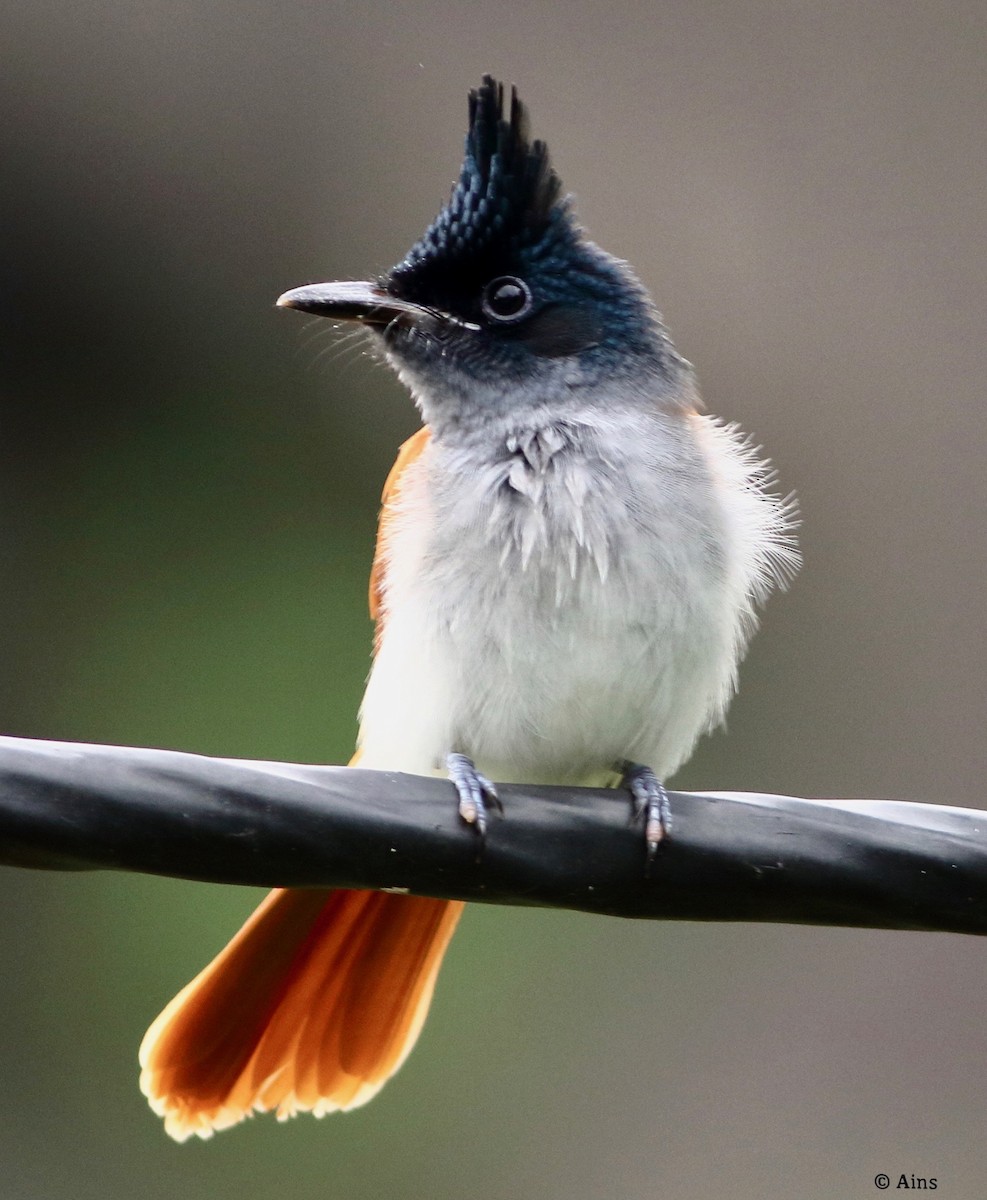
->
[618,760,671,867]
[446,752,500,838]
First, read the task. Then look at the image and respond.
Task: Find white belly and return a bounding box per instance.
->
[357,410,791,786]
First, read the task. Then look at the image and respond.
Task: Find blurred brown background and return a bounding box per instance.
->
[1,1,985,1196]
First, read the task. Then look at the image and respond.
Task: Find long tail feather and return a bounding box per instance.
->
[139,888,464,1141]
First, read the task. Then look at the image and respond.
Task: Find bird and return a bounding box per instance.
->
[139,75,798,1141]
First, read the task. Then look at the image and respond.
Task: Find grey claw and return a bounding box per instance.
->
[618,760,672,865]
[447,752,499,837]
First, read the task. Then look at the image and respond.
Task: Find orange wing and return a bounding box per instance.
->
[368,426,431,643]
[139,423,466,1141]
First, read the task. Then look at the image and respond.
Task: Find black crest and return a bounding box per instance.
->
[388,76,575,307]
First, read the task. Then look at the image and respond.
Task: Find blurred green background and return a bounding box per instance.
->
[2,1,986,1196]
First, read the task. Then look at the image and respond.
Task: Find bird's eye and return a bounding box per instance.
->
[481,276,533,324]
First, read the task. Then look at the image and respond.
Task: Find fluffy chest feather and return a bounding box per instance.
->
[357,409,791,785]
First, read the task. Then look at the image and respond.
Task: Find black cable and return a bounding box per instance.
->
[0,736,983,933]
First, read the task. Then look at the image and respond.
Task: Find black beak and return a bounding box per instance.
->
[276,280,430,327]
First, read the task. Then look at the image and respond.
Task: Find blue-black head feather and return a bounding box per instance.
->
[382,76,675,378]
[387,76,577,311]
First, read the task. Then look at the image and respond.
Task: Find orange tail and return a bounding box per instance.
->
[139,887,464,1140]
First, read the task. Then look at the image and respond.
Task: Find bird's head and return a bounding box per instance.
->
[279,76,690,435]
